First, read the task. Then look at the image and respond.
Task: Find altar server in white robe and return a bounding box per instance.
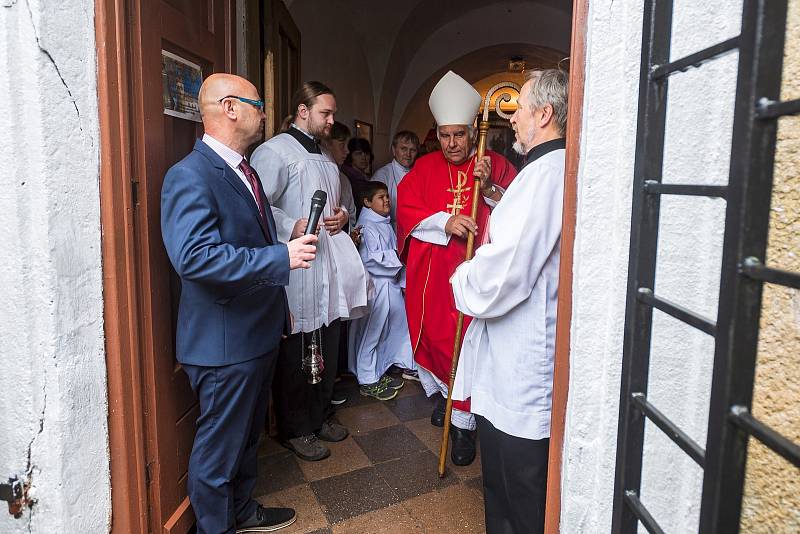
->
[348,181,416,401]
[450,69,568,534]
[370,130,419,226]
[251,81,368,463]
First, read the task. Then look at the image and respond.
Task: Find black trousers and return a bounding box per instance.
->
[273,319,340,438]
[476,415,550,534]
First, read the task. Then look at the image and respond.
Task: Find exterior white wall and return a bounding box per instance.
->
[0,1,108,533]
[561,1,742,532]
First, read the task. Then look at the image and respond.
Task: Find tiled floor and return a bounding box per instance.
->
[254,375,486,533]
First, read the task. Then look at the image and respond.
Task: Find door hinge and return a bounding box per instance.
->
[1,475,31,518]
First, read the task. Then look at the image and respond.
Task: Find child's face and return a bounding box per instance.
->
[365,190,391,217]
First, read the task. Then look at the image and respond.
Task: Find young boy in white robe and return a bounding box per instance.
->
[348,181,416,400]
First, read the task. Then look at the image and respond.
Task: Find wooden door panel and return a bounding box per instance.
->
[130,1,235,532]
[267,0,300,134]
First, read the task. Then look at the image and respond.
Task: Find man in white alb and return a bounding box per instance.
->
[450,69,568,534]
[251,81,368,463]
[370,130,419,226]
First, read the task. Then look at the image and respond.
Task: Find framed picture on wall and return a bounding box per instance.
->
[354,120,373,149]
[161,50,203,122]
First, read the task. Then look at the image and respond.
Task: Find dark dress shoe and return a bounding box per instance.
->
[450,426,477,466]
[430,396,446,427]
[236,504,296,532]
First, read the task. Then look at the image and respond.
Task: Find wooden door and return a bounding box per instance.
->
[264,0,301,137]
[128,1,235,532]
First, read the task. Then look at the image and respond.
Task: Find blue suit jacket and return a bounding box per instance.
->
[161,139,291,366]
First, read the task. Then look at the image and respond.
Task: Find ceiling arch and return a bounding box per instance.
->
[396,43,566,139]
[376,0,572,139]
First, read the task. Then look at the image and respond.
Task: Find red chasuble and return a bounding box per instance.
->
[397,150,517,412]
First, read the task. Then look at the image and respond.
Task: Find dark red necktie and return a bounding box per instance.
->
[238,159,266,222]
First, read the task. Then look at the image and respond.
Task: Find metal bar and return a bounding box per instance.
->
[755,97,800,119]
[631,393,706,467]
[699,1,791,533]
[650,36,740,80]
[637,288,717,336]
[729,406,800,468]
[740,256,800,289]
[643,180,728,198]
[623,491,666,534]
[611,1,674,532]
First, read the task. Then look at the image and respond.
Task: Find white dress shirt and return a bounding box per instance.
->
[450,148,565,440]
[201,134,257,201]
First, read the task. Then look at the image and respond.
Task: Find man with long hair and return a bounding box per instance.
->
[251,82,368,462]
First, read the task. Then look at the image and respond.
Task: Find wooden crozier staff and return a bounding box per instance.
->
[438,81,522,477]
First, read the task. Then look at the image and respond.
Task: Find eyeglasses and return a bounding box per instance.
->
[218,95,265,111]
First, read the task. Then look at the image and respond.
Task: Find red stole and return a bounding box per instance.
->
[397,150,517,411]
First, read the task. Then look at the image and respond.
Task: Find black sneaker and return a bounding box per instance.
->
[284,434,330,462]
[401,369,420,382]
[380,374,404,390]
[236,504,296,532]
[330,390,348,406]
[359,381,398,401]
[317,420,349,442]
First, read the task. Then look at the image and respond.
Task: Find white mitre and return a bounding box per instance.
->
[428,70,481,127]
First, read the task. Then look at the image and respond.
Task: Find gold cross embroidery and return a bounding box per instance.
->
[447,170,470,215]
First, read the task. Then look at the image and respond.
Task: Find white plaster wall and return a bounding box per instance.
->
[0,0,108,532]
[289,0,376,147]
[561,1,742,531]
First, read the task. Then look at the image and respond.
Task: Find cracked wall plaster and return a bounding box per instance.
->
[561,0,742,532]
[0,0,108,533]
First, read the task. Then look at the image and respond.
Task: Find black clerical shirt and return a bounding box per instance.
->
[523,137,566,168]
[286,124,321,154]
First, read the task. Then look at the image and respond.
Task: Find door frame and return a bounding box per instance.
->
[96,0,150,531]
[544,0,589,532]
[97,0,588,531]
[96,0,238,532]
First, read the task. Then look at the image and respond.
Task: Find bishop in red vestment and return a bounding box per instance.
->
[397,71,517,466]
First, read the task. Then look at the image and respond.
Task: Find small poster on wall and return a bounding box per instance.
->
[161,50,203,122]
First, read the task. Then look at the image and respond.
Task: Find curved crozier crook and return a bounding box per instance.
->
[481,81,522,122]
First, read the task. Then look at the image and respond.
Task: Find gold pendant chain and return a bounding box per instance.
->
[446,156,475,215]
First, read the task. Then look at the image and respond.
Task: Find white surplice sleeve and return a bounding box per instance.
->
[250,143,294,242]
[410,211,452,246]
[451,161,563,319]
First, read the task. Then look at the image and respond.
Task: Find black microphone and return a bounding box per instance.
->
[305,190,327,236]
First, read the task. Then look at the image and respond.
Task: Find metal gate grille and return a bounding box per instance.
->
[612,1,800,533]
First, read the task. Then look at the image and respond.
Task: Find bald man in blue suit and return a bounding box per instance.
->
[161,73,317,534]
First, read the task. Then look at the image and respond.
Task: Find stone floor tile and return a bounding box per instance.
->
[352,424,427,464]
[334,402,401,435]
[405,417,442,455]
[310,466,399,524]
[464,476,484,495]
[385,391,437,422]
[375,449,458,501]
[256,483,329,533]
[331,503,424,533]
[296,436,371,482]
[401,484,486,533]
[253,450,306,496]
